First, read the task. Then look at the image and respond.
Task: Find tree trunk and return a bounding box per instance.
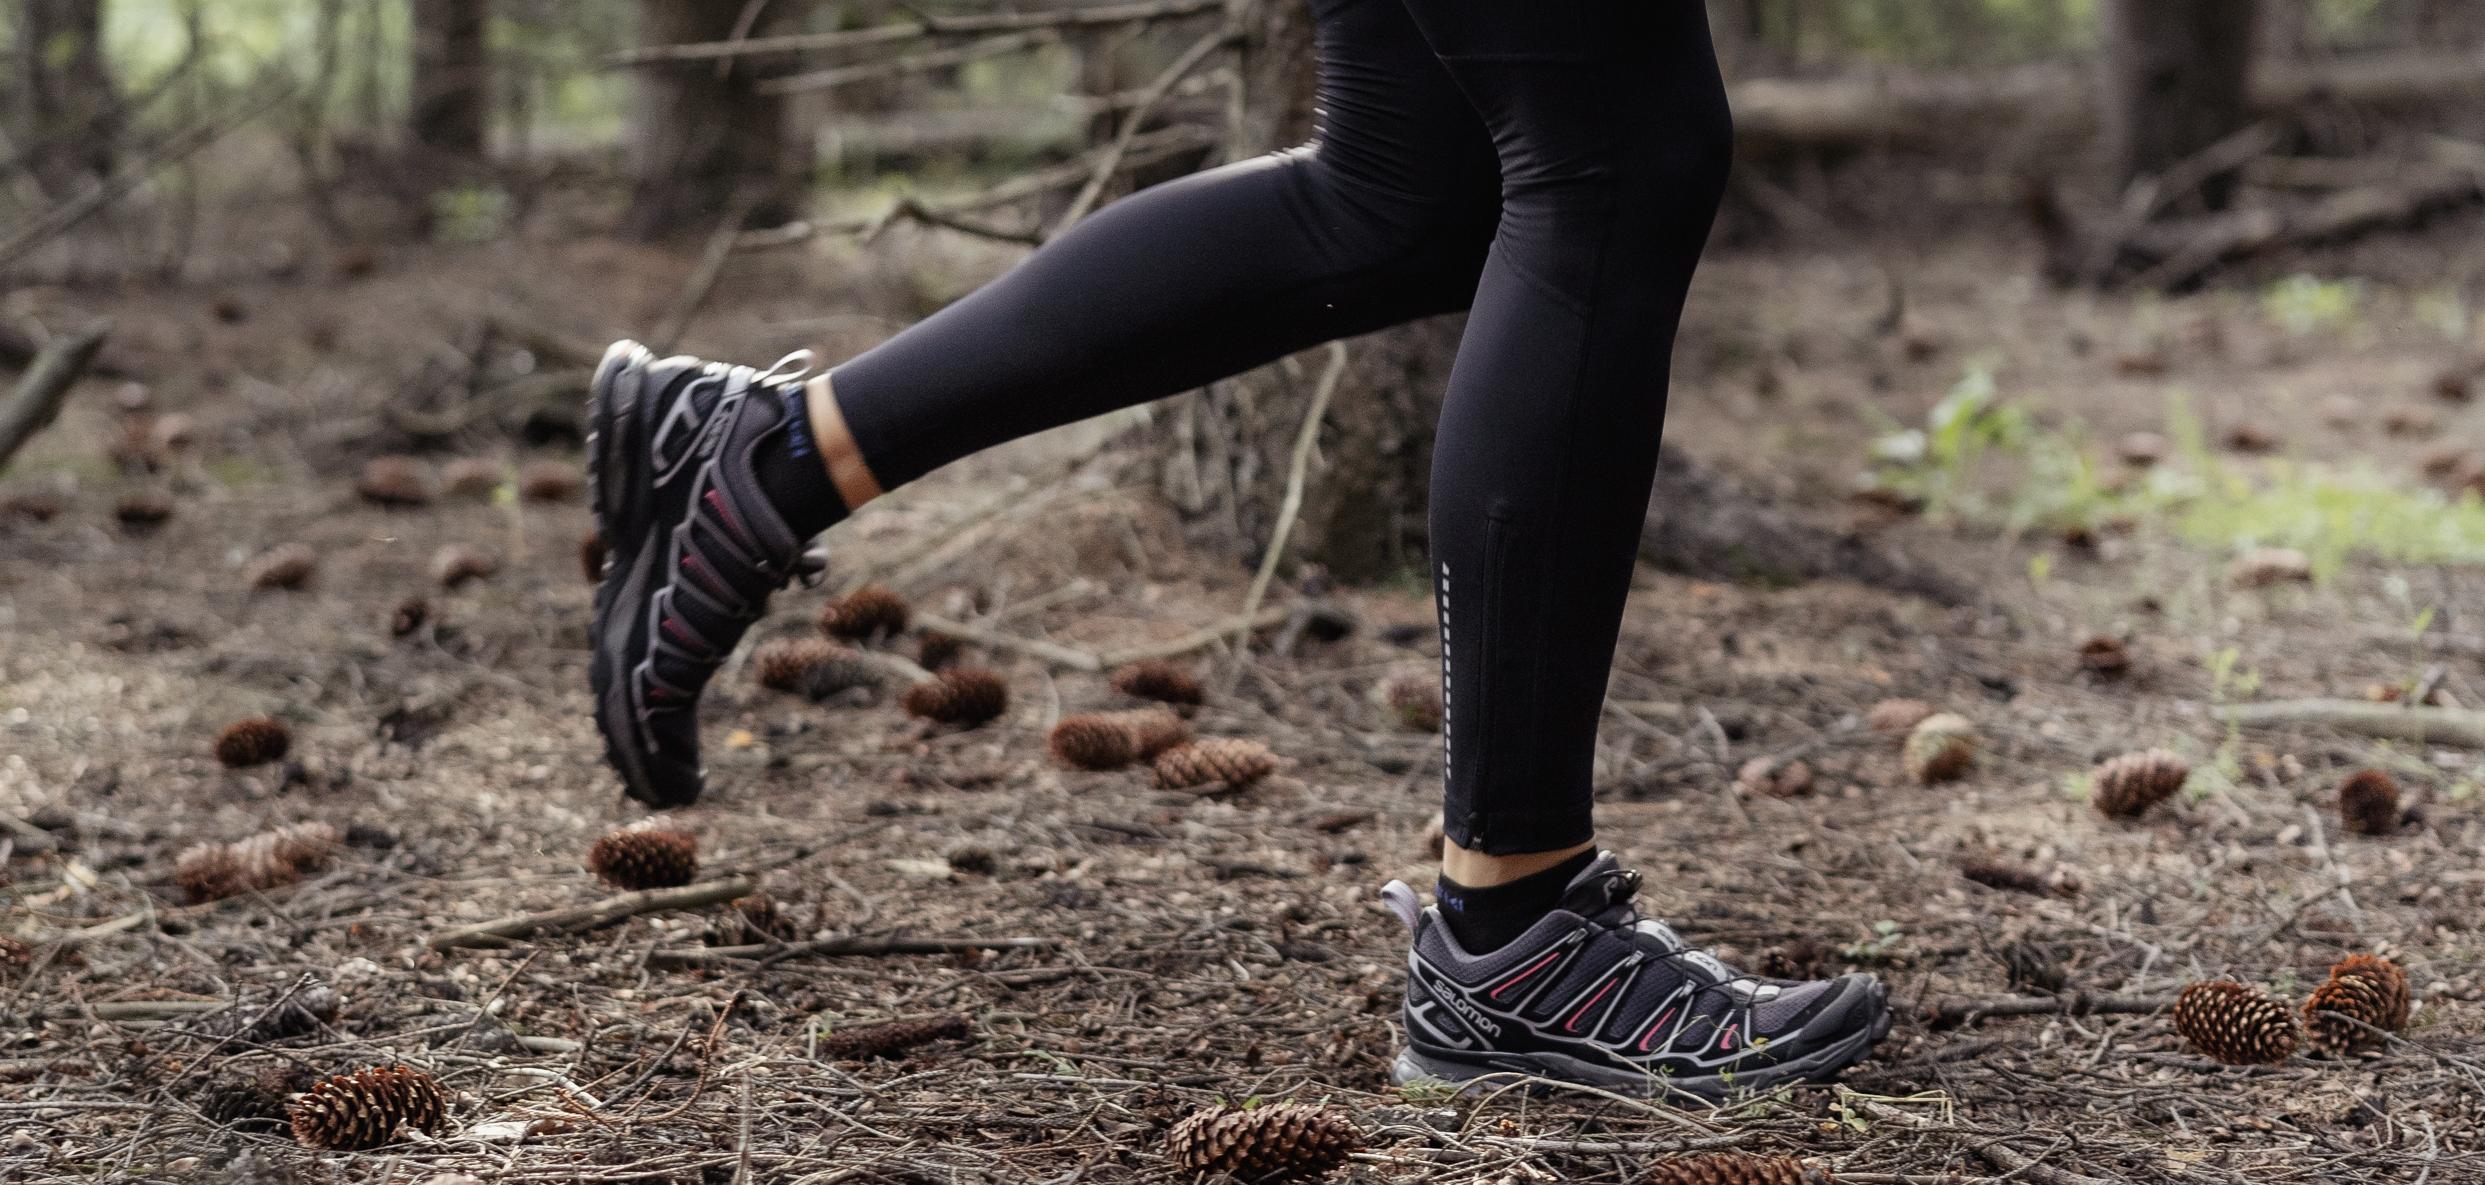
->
[1148,0,1457,582]
[624,0,809,240]
[410,0,490,166]
[10,0,118,197]
[2102,0,2260,207]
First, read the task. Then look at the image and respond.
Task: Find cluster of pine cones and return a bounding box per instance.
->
[2172,953,2413,1064]
[1047,660,1278,791]
[748,584,1012,726]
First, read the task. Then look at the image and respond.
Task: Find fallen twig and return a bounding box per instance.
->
[1920,991,2172,1029]
[648,933,1059,967]
[2221,698,2485,748]
[427,876,757,949]
[1230,342,1347,662]
[0,323,109,470]
[610,0,1222,65]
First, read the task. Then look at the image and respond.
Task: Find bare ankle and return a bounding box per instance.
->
[805,374,886,511]
[1440,839,1596,888]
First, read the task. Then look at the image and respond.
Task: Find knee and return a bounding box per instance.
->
[1296,139,1499,275]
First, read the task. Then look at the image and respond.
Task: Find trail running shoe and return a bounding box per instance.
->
[587,341,823,807]
[1383,851,1892,1100]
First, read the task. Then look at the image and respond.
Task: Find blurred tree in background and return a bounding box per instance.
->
[9,0,121,196]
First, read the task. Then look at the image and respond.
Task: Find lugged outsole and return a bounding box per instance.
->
[1390,992,1896,1102]
[587,341,660,803]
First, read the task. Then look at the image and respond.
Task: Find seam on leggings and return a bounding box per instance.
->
[1528,84,1625,821]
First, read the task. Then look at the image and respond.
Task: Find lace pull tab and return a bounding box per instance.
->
[1380,880,1423,933]
[755,349,818,389]
[793,546,830,589]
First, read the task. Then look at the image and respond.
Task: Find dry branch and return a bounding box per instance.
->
[609,0,1223,65]
[649,933,1059,966]
[427,876,757,949]
[1231,342,1347,653]
[1921,991,2173,1028]
[2221,699,2485,748]
[759,30,1062,97]
[1052,22,1239,235]
[735,125,1219,252]
[0,75,295,273]
[0,324,108,471]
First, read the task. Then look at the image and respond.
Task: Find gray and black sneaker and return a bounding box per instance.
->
[1383,851,1891,1100]
[587,341,823,807]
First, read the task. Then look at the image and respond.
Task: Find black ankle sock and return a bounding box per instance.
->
[1435,848,1599,954]
[754,386,850,539]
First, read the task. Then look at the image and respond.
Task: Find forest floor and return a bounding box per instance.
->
[3,210,2485,1184]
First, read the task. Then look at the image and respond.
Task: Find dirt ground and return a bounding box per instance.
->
[3,210,2484,1183]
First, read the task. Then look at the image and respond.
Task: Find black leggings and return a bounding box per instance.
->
[832,0,1733,855]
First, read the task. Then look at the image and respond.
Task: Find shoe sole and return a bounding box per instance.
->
[1390,990,1895,1102]
[586,340,671,806]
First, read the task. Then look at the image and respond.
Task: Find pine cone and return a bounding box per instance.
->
[1735,757,1814,799]
[800,646,884,701]
[1154,738,1276,791]
[819,585,909,642]
[245,544,318,591]
[917,630,966,671]
[1639,1152,1835,1185]
[356,456,434,507]
[587,826,699,890]
[288,1065,448,1151]
[2092,749,2190,819]
[580,530,609,583]
[1864,698,1936,734]
[2172,980,2299,1065]
[2078,635,2131,677]
[1049,709,1192,771]
[816,1014,972,1060]
[440,457,502,499]
[215,716,292,767]
[1384,674,1443,732]
[1051,714,1137,770]
[173,823,340,904]
[754,637,838,694]
[710,893,796,945]
[2338,769,2400,836]
[1165,1103,1363,1182]
[1110,659,1204,710]
[901,667,1008,726]
[1958,857,2052,896]
[173,844,247,903]
[114,489,174,528]
[389,596,430,637]
[2303,952,2411,1055]
[202,1061,318,1129]
[1901,713,1976,784]
[3,491,63,522]
[2303,970,2398,1054]
[431,544,497,587]
[516,459,580,503]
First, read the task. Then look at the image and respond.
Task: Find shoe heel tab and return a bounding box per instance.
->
[1380,880,1423,933]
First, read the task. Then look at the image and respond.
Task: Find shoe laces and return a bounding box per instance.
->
[1577,865,1705,964]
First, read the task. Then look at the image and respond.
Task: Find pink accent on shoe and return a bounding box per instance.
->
[1565,977,1619,1033]
[1638,1006,1677,1052]
[1491,949,1563,1001]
